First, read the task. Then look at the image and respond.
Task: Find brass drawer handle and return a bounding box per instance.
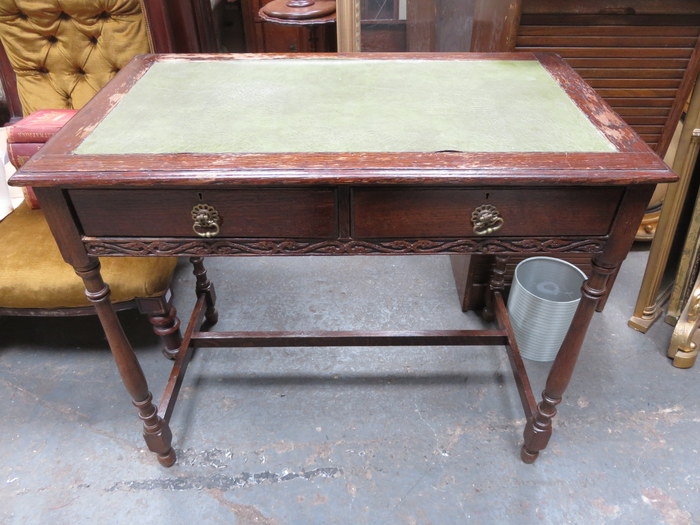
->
[191,204,221,238]
[471,204,504,236]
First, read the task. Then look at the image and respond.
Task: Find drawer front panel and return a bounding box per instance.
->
[352,187,623,238]
[70,188,338,238]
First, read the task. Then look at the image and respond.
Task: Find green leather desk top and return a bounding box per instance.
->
[75,58,617,155]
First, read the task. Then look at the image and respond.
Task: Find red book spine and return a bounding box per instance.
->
[6,109,77,143]
[7,142,43,169]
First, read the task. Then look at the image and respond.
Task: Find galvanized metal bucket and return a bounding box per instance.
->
[507,257,587,362]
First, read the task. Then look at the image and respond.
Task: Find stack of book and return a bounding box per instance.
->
[6,109,77,208]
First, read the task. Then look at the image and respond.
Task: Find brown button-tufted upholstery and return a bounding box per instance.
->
[0,0,151,115]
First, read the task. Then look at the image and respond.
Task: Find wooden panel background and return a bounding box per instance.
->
[514,5,700,156]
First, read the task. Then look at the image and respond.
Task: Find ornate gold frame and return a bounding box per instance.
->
[667,131,700,323]
[628,85,700,333]
[668,269,700,368]
[666,129,700,367]
[336,0,361,52]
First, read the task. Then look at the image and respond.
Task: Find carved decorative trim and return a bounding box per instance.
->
[84,237,606,257]
[668,282,700,369]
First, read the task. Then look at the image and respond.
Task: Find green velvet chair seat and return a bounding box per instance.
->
[0,202,176,309]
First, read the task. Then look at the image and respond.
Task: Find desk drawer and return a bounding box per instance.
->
[352,187,623,238]
[70,188,338,238]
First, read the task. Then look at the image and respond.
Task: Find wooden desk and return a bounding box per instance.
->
[10,53,675,466]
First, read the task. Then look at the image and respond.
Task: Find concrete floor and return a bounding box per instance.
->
[1,249,698,524]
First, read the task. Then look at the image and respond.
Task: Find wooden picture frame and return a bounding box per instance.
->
[336,0,361,51]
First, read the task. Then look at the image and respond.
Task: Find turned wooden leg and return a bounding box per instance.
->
[190,256,218,326]
[521,261,616,463]
[147,303,182,360]
[520,186,655,462]
[76,259,176,467]
[482,255,508,322]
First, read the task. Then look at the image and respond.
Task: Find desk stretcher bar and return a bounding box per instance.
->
[157,291,537,445]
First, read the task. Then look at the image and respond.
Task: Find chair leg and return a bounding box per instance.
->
[147,303,182,360]
[137,294,183,360]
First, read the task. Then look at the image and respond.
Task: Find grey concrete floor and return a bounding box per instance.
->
[1,249,698,524]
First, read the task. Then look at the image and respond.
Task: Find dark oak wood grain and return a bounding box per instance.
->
[352,187,623,238]
[70,188,338,238]
[192,330,510,348]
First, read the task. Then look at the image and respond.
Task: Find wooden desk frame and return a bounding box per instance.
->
[12,53,675,466]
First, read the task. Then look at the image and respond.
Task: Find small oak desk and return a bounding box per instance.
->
[11,53,675,466]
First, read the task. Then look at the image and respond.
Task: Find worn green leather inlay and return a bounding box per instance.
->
[75,59,617,154]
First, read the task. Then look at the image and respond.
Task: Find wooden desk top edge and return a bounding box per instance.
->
[11,52,677,188]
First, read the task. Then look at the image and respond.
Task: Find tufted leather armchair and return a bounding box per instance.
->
[0,0,216,357]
